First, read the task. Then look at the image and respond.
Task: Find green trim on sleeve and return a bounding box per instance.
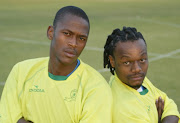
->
[48,72,68,81]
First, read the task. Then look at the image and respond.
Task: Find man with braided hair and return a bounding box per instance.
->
[104,26,180,123]
[0,6,113,123]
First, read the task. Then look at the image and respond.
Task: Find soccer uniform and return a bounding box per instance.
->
[0,57,112,123]
[110,74,180,123]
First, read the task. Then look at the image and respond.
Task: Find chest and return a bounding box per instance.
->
[113,89,159,123]
[19,76,82,123]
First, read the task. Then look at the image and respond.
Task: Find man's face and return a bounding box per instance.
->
[49,14,89,65]
[109,39,148,90]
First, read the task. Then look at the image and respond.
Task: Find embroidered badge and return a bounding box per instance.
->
[64,89,77,102]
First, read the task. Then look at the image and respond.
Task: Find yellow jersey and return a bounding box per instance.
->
[0,57,112,123]
[110,74,179,123]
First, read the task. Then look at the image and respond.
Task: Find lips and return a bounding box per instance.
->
[129,74,144,81]
[64,49,77,58]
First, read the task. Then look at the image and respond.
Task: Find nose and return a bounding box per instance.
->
[68,36,77,48]
[131,61,142,73]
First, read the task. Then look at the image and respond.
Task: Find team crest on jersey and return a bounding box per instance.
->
[29,85,45,92]
[64,89,77,102]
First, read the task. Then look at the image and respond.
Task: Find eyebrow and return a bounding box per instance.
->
[62,29,73,34]
[140,51,147,56]
[62,29,88,37]
[120,51,147,59]
[120,55,130,59]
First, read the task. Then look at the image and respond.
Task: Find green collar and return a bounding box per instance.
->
[48,72,68,81]
[139,88,148,95]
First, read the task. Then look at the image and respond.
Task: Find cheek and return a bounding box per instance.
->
[79,40,86,47]
[116,67,129,83]
[76,42,86,52]
[117,65,131,78]
[142,63,148,72]
[51,40,64,54]
[54,33,66,44]
[115,63,127,75]
[79,42,86,48]
[54,36,67,47]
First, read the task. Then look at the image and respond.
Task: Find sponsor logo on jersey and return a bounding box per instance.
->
[29,85,45,92]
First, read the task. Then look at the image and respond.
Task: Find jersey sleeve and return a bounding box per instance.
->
[159,90,180,120]
[0,64,22,122]
[153,85,180,120]
[79,83,113,123]
[144,77,180,121]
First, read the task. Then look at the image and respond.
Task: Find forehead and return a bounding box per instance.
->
[56,14,89,35]
[114,39,147,57]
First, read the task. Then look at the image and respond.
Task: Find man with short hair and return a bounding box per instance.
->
[0,6,112,123]
[104,26,179,123]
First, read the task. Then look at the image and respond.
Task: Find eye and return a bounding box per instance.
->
[140,59,146,63]
[63,32,70,36]
[123,61,130,65]
[79,37,87,41]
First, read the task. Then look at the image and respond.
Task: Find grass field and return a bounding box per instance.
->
[0,0,180,111]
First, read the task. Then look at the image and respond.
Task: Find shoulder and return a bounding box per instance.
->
[14,57,49,70]
[79,60,111,91]
[143,77,162,91]
[109,74,131,95]
[143,77,153,87]
[80,60,106,81]
[16,57,49,66]
[143,77,168,98]
[11,57,49,79]
[109,75,115,87]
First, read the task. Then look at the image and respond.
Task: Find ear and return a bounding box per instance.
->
[109,55,115,68]
[47,25,54,40]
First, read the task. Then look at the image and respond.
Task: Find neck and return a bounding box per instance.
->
[48,58,77,76]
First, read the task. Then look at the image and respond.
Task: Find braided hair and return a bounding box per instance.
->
[103,26,146,75]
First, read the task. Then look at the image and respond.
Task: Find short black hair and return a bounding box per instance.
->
[103,26,146,75]
[53,6,90,29]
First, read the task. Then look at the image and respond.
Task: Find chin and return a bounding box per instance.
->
[56,56,76,65]
[130,81,143,89]
[63,58,77,65]
[132,85,142,90]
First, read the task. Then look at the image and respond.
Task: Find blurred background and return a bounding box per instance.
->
[0,0,180,111]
